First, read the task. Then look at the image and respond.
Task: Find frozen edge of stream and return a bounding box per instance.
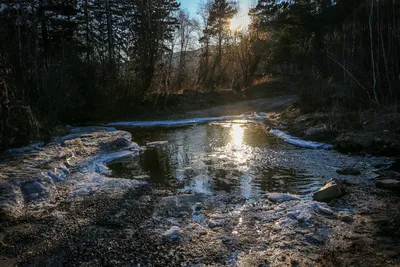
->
[270,129,334,150]
[104,113,334,150]
[103,114,266,128]
[2,117,335,216]
[1,126,145,216]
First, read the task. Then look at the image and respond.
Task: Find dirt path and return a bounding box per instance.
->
[168,95,298,120]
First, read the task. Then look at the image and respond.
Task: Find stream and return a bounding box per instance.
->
[1,116,398,266]
[110,120,370,198]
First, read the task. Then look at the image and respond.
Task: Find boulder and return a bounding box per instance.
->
[336,167,361,175]
[312,179,344,202]
[375,179,400,190]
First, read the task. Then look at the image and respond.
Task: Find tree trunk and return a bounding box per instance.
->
[369,0,379,105]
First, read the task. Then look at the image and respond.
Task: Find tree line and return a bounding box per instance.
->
[251,0,400,110]
[1,0,399,149]
[0,0,251,149]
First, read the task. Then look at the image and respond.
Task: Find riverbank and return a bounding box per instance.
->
[1,89,400,266]
[255,103,400,158]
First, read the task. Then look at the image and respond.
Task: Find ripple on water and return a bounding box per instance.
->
[108,122,376,199]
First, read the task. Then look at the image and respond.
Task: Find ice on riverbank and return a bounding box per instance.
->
[104,113,267,128]
[0,127,143,216]
[270,129,334,149]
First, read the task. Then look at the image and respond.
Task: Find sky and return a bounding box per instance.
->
[179,0,254,30]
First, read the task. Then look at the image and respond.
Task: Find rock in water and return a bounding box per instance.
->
[375,179,400,190]
[263,192,300,203]
[336,167,361,175]
[312,180,344,202]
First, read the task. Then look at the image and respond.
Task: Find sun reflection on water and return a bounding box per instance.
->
[231,124,244,147]
[230,124,249,166]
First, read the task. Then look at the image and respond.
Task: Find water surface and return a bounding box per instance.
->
[109,120,328,199]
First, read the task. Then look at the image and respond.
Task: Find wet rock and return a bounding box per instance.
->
[0,182,23,215]
[334,134,366,154]
[312,203,334,215]
[305,234,324,245]
[264,193,300,203]
[336,167,361,175]
[198,227,208,236]
[312,179,344,202]
[372,161,393,170]
[162,226,181,242]
[146,141,168,148]
[193,202,203,211]
[376,170,400,180]
[338,211,354,223]
[208,219,225,229]
[375,179,400,190]
[100,138,132,151]
[304,127,326,137]
[21,181,51,202]
[8,142,45,154]
[47,170,66,183]
[139,195,151,203]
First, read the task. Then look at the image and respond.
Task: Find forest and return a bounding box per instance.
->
[0,0,399,148]
[1,1,400,266]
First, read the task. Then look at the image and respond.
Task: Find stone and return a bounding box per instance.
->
[21,181,51,202]
[0,182,23,215]
[162,226,181,242]
[139,195,151,203]
[208,219,225,229]
[375,179,400,190]
[312,180,344,202]
[100,138,131,151]
[338,211,354,223]
[304,127,325,137]
[312,203,334,215]
[193,202,203,211]
[336,168,361,175]
[378,171,400,179]
[263,193,300,203]
[146,141,168,148]
[372,161,393,170]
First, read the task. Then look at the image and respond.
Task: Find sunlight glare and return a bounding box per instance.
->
[230,17,243,31]
[232,124,244,147]
[230,14,250,31]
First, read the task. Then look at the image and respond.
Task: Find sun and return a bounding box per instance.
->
[230,14,250,31]
[230,17,243,31]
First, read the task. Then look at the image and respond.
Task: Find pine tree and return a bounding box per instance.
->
[206,0,238,88]
[131,0,180,96]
